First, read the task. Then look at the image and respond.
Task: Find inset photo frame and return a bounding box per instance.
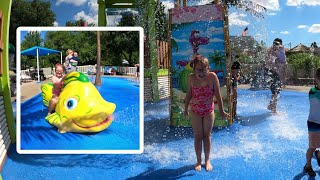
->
[16,26,144,154]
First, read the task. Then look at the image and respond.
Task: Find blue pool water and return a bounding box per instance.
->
[3,88,317,179]
[19,77,140,151]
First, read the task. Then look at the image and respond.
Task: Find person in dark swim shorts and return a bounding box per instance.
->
[267,69,282,113]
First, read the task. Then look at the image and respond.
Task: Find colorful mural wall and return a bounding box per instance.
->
[170,4,230,127]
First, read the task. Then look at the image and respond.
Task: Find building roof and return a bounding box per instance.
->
[288,43,310,53]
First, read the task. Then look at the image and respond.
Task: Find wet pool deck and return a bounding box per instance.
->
[3,86,319,179]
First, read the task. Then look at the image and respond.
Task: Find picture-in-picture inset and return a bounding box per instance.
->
[17,27,144,154]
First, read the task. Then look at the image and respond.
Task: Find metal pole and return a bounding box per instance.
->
[37,48,40,82]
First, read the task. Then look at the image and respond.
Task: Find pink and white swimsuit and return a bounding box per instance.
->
[52,78,63,96]
[191,85,214,117]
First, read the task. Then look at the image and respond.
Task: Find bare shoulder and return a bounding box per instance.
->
[52,76,57,82]
[208,72,218,79]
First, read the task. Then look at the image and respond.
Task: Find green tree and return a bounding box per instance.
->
[20,31,42,69]
[21,31,42,50]
[155,1,168,41]
[43,31,97,66]
[212,0,267,18]
[287,53,320,79]
[118,12,136,26]
[10,0,55,45]
[136,0,168,40]
[104,31,139,66]
[65,19,95,27]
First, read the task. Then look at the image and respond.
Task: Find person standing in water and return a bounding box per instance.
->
[304,68,320,177]
[184,55,228,171]
[231,59,241,117]
[266,38,287,114]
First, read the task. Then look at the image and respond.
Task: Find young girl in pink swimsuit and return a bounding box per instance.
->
[184,55,228,172]
[47,63,65,116]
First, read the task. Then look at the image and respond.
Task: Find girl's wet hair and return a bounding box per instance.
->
[190,55,210,70]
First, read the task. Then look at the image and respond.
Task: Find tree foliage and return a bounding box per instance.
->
[135,0,168,40]
[10,0,55,45]
[65,19,95,27]
[21,31,42,51]
[20,31,42,69]
[287,53,320,78]
[213,0,267,18]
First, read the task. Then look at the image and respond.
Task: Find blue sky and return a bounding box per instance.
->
[39,0,320,48]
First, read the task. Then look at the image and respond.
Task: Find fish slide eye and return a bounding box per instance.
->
[66,98,78,110]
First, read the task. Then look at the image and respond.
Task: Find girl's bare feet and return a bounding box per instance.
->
[195,163,202,171]
[205,161,213,171]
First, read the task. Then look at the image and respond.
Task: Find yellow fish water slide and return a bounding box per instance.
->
[41,72,116,133]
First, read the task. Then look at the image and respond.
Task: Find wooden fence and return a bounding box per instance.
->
[145,40,169,69]
[157,40,169,69]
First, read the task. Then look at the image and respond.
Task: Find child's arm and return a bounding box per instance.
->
[52,76,57,83]
[184,75,193,117]
[236,72,241,81]
[212,73,228,119]
[61,74,66,82]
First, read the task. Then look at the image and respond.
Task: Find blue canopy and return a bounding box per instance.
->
[21,46,62,82]
[21,46,61,56]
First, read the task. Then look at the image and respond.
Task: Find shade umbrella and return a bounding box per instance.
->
[21,46,61,82]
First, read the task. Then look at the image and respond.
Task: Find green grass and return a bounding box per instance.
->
[144,69,169,78]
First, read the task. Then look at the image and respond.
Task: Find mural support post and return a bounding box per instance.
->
[222,5,234,124]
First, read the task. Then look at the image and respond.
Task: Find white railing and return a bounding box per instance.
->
[117,67,137,76]
[42,67,53,78]
[20,70,32,81]
[78,65,136,76]
[22,65,137,78]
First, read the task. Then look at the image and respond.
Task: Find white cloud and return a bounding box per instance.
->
[73,0,98,26]
[286,0,300,6]
[229,13,249,26]
[56,0,86,6]
[53,21,59,27]
[287,0,320,6]
[251,0,280,11]
[74,11,98,25]
[305,0,320,5]
[297,25,308,29]
[106,15,122,26]
[267,12,277,16]
[161,0,174,12]
[308,24,320,33]
[280,31,290,34]
[88,0,98,15]
[271,30,276,33]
